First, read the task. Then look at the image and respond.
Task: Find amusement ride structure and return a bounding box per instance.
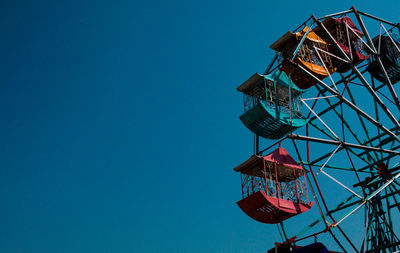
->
[234,7,400,253]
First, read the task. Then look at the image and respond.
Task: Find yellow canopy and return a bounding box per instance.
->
[296,26,327,45]
[270,26,327,52]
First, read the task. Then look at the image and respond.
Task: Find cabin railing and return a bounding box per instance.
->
[243,93,304,119]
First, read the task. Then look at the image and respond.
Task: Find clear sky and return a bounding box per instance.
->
[1,0,400,253]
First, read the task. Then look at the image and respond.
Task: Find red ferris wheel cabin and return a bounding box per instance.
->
[234,147,313,224]
[314,16,369,73]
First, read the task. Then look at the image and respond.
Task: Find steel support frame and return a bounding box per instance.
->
[351,7,400,114]
[312,16,400,132]
[312,84,379,162]
[306,120,374,172]
[289,134,400,155]
[255,7,400,252]
[287,59,400,143]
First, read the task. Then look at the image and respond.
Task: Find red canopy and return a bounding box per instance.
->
[264,146,303,170]
[340,16,364,36]
[234,147,304,181]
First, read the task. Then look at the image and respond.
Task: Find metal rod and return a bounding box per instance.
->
[382,24,400,54]
[293,16,313,33]
[264,54,278,75]
[291,138,348,251]
[314,46,337,91]
[290,134,400,155]
[306,122,374,171]
[255,135,259,154]
[315,46,349,63]
[313,16,400,132]
[305,163,370,173]
[327,177,400,215]
[358,149,400,172]
[309,100,342,122]
[334,172,400,227]
[345,87,380,161]
[357,134,398,157]
[345,22,375,53]
[301,99,339,139]
[316,9,353,20]
[291,26,314,61]
[358,10,400,28]
[362,203,370,253]
[354,9,400,113]
[302,95,337,101]
[360,126,399,146]
[279,222,288,241]
[289,59,400,143]
[320,170,363,199]
[314,84,377,163]
[317,144,341,175]
[257,136,288,155]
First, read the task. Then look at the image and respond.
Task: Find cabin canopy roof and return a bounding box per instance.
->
[234,147,304,177]
[237,71,304,95]
[270,26,327,52]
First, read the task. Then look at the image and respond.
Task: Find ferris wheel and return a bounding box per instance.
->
[234,6,400,253]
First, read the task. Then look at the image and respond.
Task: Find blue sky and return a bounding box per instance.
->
[1,0,400,252]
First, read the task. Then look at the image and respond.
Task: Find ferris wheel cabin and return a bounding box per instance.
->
[234,147,313,224]
[367,33,400,84]
[270,27,336,89]
[314,16,369,73]
[268,242,334,253]
[238,71,308,139]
